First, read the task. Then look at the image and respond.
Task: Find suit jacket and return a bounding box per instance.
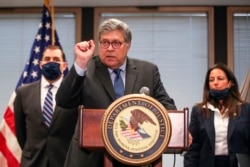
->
[14,80,78,167]
[56,56,177,167]
[184,103,250,167]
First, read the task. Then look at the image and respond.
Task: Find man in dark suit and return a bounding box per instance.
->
[14,45,78,167]
[56,18,176,167]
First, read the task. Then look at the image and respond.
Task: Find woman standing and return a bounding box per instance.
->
[184,63,250,167]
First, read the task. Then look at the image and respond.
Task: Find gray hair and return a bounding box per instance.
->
[98,18,132,42]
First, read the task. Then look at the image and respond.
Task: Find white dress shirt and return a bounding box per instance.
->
[206,103,229,156]
[41,76,62,111]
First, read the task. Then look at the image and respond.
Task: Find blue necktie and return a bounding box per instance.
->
[113,69,124,99]
[43,84,53,127]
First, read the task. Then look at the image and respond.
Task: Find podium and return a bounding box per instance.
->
[79,106,189,167]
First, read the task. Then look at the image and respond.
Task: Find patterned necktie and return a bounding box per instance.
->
[43,84,53,127]
[113,69,124,99]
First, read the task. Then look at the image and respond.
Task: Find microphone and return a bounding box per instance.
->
[139,87,150,95]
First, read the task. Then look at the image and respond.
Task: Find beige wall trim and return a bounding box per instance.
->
[0,7,82,44]
[227,6,250,71]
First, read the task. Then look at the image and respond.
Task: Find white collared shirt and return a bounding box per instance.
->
[108,62,126,87]
[41,76,62,111]
[206,103,229,155]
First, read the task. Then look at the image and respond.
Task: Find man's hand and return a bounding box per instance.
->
[74,40,95,69]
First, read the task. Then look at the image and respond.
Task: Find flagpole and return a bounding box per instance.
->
[50,0,55,45]
[0,1,65,166]
[44,0,55,45]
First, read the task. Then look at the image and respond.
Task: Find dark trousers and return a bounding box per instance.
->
[214,155,229,167]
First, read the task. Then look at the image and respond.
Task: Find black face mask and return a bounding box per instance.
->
[209,88,230,100]
[41,62,61,80]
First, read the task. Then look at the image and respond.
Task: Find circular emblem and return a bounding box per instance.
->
[101,94,172,166]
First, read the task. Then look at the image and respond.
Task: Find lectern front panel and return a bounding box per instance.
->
[79,108,189,153]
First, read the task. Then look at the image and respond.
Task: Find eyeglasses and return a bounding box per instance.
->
[99,40,125,49]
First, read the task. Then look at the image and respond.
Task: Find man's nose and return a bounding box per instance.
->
[107,43,115,50]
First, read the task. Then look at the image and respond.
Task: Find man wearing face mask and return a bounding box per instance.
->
[14,45,78,167]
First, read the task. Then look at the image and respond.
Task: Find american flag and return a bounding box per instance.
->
[120,124,144,140]
[0,2,67,166]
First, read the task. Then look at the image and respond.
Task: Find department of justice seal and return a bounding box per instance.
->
[101,94,172,166]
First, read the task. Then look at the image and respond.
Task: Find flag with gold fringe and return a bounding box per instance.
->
[0,0,66,166]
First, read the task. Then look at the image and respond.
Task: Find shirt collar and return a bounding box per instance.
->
[41,75,62,88]
[203,102,228,113]
[108,60,127,74]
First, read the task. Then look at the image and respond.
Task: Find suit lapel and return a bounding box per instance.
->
[94,57,139,99]
[95,59,116,99]
[204,111,215,152]
[125,58,138,94]
[50,106,59,127]
[33,81,42,113]
[228,115,238,140]
[32,81,46,125]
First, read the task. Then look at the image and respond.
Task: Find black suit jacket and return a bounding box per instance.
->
[184,103,250,167]
[14,80,78,167]
[56,56,176,167]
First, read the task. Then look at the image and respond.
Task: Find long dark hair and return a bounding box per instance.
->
[197,63,244,118]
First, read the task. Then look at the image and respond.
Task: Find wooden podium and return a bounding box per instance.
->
[79,106,189,167]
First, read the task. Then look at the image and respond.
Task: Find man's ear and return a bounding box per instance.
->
[126,42,131,49]
[62,62,68,71]
[39,61,43,69]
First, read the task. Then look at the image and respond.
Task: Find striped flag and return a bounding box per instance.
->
[120,124,151,140]
[0,1,66,166]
